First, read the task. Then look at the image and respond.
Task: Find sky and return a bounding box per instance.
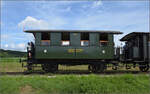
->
[0,0,149,52]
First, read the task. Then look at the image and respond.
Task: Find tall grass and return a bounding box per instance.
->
[0,74,150,94]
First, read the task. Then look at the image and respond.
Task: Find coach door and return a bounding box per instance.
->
[75,32,101,59]
[60,32,76,58]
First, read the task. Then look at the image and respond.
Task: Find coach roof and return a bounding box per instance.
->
[120,32,150,41]
[24,29,122,34]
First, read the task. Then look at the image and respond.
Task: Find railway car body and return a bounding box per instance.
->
[24,30,122,72]
[21,30,149,73]
[120,32,150,72]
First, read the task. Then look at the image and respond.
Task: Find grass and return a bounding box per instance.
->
[0,57,22,62]
[0,74,150,94]
[0,58,150,94]
[0,58,24,72]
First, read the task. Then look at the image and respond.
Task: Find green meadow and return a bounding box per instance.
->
[0,74,150,94]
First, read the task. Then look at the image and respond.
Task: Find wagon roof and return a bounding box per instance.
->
[120,32,150,41]
[24,30,122,34]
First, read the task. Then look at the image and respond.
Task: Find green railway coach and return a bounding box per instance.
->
[24,30,122,72]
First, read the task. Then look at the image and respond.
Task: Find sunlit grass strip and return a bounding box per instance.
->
[0,74,150,94]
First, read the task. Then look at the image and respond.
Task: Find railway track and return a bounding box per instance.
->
[0,70,149,76]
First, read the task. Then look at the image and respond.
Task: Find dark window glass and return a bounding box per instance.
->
[61,32,70,46]
[41,33,50,45]
[99,33,108,46]
[62,32,70,41]
[81,32,89,46]
[41,33,50,40]
[100,33,108,41]
[81,32,89,40]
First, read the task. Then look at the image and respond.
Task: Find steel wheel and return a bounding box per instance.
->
[98,63,105,73]
[50,64,58,72]
[88,65,92,72]
[42,64,58,73]
[89,63,105,73]
[89,64,99,73]
[27,63,33,71]
[41,64,49,72]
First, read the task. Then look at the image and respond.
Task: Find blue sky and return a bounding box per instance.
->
[1,0,149,51]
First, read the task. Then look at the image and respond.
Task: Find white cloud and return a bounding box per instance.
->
[92,0,103,8]
[18,16,67,30]
[4,44,8,48]
[18,16,49,29]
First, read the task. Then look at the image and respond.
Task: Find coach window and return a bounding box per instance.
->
[81,32,89,46]
[41,33,50,45]
[61,32,70,46]
[99,33,108,46]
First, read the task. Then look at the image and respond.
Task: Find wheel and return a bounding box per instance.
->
[88,65,98,73]
[139,64,149,72]
[89,63,105,73]
[41,64,49,72]
[27,63,33,71]
[88,65,92,72]
[50,64,58,72]
[98,63,105,73]
[42,64,58,73]
[91,65,99,73]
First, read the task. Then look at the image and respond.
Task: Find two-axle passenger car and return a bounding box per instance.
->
[21,30,150,73]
